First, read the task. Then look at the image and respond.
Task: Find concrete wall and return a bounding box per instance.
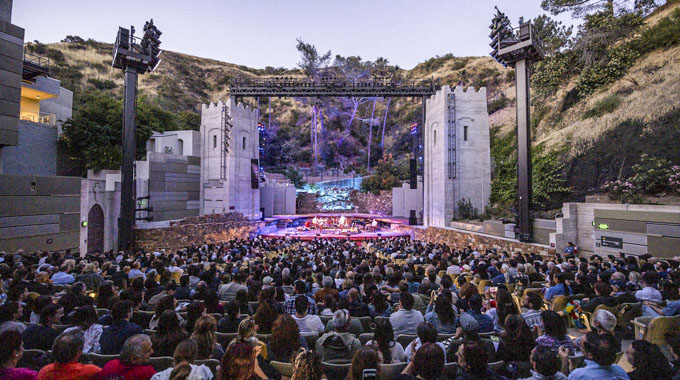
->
[0,4,22,150]
[424,86,491,227]
[200,98,260,219]
[414,226,553,256]
[147,130,200,156]
[260,184,296,217]
[1,120,57,175]
[147,152,200,221]
[41,86,73,136]
[392,181,424,218]
[551,202,680,258]
[0,174,80,252]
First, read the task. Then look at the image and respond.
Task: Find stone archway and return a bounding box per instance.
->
[87,204,104,253]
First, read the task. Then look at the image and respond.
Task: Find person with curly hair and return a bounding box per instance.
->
[496,314,535,363]
[290,350,322,380]
[626,340,673,380]
[268,315,303,363]
[253,302,278,334]
[191,315,224,360]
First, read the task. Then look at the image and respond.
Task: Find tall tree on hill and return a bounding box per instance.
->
[333,55,373,135]
[541,0,659,18]
[296,39,332,173]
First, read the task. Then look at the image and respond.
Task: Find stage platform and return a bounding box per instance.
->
[258,213,412,241]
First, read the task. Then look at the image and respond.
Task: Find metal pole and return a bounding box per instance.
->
[118,66,138,251]
[515,59,532,242]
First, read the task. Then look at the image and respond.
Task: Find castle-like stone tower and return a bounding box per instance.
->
[424,85,491,227]
[200,98,260,219]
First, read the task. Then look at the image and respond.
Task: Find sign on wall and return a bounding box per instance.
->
[601,236,623,249]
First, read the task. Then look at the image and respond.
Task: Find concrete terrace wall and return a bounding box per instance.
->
[414,226,554,256]
[147,152,201,222]
[0,174,80,252]
[1,120,57,175]
[0,2,22,149]
[134,213,259,251]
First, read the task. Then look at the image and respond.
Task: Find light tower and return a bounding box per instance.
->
[489,7,544,242]
[112,19,162,251]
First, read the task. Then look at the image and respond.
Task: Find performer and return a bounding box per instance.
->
[339,215,346,229]
[371,219,378,232]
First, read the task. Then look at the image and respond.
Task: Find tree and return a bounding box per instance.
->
[296,38,332,81]
[332,55,373,134]
[532,14,574,55]
[541,0,659,18]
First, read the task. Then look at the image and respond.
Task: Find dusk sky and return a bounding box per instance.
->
[13,0,577,69]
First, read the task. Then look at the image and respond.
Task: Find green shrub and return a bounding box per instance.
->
[487,94,509,114]
[87,78,116,90]
[630,154,672,193]
[455,198,478,220]
[583,94,622,119]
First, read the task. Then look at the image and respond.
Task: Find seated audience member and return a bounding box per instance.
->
[22,303,63,351]
[397,342,445,380]
[0,330,38,379]
[283,280,317,316]
[150,310,189,357]
[314,276,338,303]
[522,292,545,331]
[316,309,361,362]
[0,301,26,335]
[522,344,567,380]
[467,294,494,333]
[368,291,392,317]
[64,305,103,354]
[665,332,680,379]
[348,346,381,380]
[347,288,370,318]
[37,330,101,380]
[268,314,304,363]
[253,301,278,334]
[425,291,457,334]
[404,322,447,362]
[637,273,663,316]
[290,350,323,380]
[99,334,156,380]
[148,281,177,309]
[625,340,673,380]
[217,342,268,380]
[578,282,617,313]
[100,300,143,355]
[444,312,497,364]
[496,314,536,363]
[192,315,224,360]
[230,317,270,361]
[218,300,246,333]
[366,317,407,364]
[51,263,76,285]
[544,273,572,302]
[291,295,324,336]
[559,332,629,379]
[149,296,183,330]
[390,292,424,335]
[536,311,575,354]
[455,339,505,379]
[150,339,213,380]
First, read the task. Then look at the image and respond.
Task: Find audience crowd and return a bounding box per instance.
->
[1,236,680,380]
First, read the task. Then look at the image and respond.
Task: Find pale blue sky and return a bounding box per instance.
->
[13,0,576,69]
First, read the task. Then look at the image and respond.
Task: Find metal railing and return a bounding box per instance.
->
[20,112,56,126]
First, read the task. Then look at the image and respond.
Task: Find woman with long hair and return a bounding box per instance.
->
[268,315,302,363]
[366,318,406,364]
[348,346,381,380]
[425,291,456,334]
[217,342,267,380]
[290,350,322,380]
[192,315,224,360]
[63,305,103,354]
[368,291,392,317]
[229,318,268,360]
[96,281,117,309]
[150,339,213,380]
[490,288,517,331]
[535,311,575,353]
[151,310,189,357]
[253,302,278,334]
[150,295,184,330]
[184,301,204,334]
[626,340,673,380]
[235,289,253,315]
[496,314,535,362]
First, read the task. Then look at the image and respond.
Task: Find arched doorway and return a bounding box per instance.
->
[87,204,104,254]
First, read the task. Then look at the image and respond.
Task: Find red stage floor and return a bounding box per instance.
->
[259,213,412,241]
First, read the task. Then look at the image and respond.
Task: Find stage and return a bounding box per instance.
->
[258,213,412,241]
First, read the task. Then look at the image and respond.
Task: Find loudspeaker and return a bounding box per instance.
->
[409,158,417,189]
[409,210,417,225]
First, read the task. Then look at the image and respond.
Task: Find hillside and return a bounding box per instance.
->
[35,0,680,216]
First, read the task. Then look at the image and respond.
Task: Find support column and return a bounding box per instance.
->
[118,66,138,251]
[515,59,532,242]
